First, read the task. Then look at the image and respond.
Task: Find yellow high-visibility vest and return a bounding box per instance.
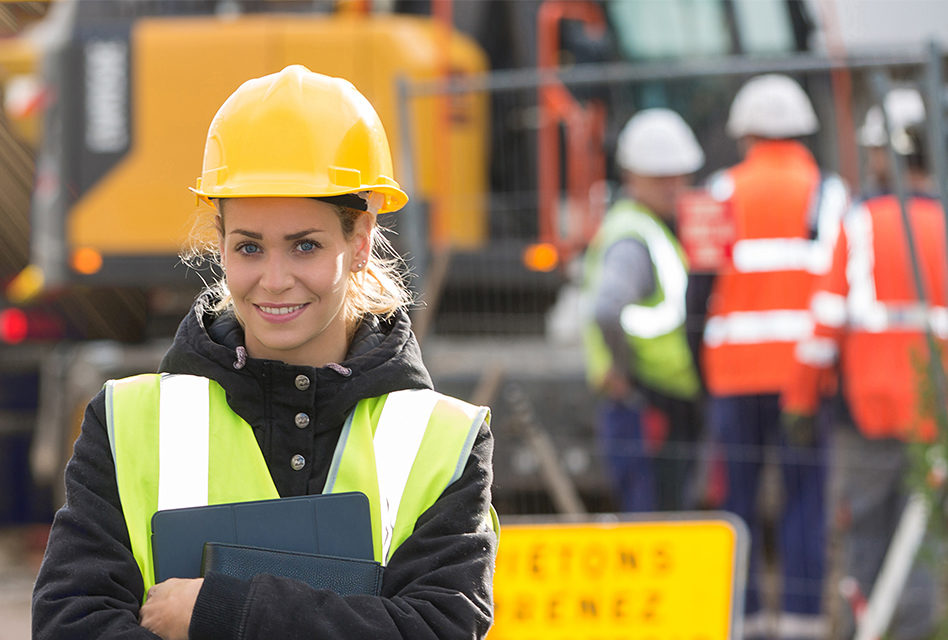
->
[105,373,498,593]
[583,199,699,399]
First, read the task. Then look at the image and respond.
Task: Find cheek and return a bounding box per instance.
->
[306,254,349,296]
[222,257,253,296]
[329,254,349,291]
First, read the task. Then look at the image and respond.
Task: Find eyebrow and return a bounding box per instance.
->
[229,228,323,241]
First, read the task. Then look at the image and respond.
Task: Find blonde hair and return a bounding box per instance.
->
[183,200,414,333]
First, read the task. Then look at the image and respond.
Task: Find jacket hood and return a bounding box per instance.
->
[159,295,432,433]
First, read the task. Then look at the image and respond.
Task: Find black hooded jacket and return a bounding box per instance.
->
[32,302,497,640]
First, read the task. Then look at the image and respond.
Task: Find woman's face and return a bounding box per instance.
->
[220,197,370,367]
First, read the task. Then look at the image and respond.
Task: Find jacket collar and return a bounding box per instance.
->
[744,138,814,165]
[158,298,433,432]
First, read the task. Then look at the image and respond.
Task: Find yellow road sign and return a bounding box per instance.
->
[488,514,748,640]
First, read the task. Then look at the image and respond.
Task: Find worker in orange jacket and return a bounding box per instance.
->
[701,74,849,639]
[783,87,943,640]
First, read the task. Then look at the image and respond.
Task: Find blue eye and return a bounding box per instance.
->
[298,240,320,252]
[237,243,260,255]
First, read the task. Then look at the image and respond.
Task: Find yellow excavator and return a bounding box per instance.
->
[1,0,489,310]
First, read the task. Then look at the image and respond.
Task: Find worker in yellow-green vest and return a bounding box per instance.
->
[583,108,704,512]
[32,65,498,640]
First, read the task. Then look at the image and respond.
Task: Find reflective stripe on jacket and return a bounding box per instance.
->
[701,140,848,394]
[583,198,700,399]
[784,194,948,440]
[105,373,495,592]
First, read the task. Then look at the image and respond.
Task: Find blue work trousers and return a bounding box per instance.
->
[597,391,701,513]
[709,393,826,618]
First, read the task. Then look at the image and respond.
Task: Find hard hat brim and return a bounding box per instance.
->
[190,183,409,214]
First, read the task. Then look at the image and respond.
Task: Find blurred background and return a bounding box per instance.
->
[2,1,948,638]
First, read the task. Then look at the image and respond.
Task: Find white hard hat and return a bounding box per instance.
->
[726,74,819,139]
[858,87,925,148]
[616,108,705,176]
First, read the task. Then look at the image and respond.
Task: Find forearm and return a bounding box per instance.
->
[594,238,655,382]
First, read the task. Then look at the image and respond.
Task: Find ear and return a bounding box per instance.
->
[350,213,374,272]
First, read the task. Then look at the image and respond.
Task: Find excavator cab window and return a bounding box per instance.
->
[605,0,801,60]
[606,0,732,60]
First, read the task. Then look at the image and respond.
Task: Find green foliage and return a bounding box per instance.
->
[906,340,948,538]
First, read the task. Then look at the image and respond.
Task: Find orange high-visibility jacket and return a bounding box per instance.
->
[784,194,948,441]
[701,140,848,395]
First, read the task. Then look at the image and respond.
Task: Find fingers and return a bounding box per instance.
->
[138,578,203,640]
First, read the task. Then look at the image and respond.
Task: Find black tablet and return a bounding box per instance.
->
[150,491,374,583]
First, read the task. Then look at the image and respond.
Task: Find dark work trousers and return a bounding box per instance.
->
[597,387,702,513]
[709,393,826,620]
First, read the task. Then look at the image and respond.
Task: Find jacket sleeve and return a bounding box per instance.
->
[31,390,160,639]
[783,218,850,416]
[594,238,656,381]
[188,419,498,640]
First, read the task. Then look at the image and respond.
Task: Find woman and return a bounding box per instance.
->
[32,65,498,640]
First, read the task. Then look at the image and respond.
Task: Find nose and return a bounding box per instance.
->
[259,254,294,293]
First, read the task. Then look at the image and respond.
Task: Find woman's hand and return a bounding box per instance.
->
[139,577,204,640]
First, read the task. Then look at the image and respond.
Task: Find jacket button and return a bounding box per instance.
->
[295,374,311,391]
[294,412,310,429]
[290,454,306,471]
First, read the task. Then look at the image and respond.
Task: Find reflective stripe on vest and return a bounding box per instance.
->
[846,203,879,322]
[618,210,687,339]
[811,291,847,328]
[106,374,278,592]
[324,388,493,564]
[827,203,948,336]
[703,309,813,346]
[733,237,830,273]
[794,336,839,367]
[730,174,847,274]
[105,374,493,593]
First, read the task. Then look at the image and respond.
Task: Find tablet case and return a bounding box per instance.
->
[151,492,374,583]
[201,542,383,595]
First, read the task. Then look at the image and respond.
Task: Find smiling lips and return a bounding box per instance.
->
[255,303,308,321]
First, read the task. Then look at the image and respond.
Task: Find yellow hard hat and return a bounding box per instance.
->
[191,65,408,214]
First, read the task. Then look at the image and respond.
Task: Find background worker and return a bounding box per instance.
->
[582,108,705,513]
[700,74,849,639]
[32,65,498,640]
[783,88,943,640]
[858,87,926,196]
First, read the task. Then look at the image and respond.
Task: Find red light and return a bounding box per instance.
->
[0,308,65,343]
[0,309,28,344]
